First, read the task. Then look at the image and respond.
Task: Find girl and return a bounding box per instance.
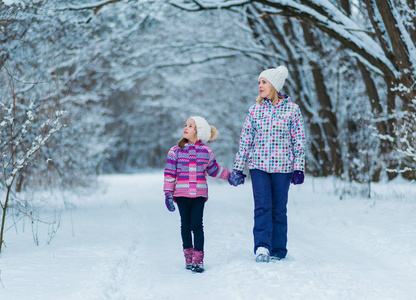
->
[228,66,306,262]
[163,116,235,273]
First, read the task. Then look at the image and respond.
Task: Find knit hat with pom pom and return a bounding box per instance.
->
[258,66,289,92]
[189,116,217,143]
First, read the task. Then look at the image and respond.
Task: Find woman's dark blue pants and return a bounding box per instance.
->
[250,169,292,259]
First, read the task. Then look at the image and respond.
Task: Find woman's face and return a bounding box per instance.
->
[183,119,198,143]
[258,77,273,99]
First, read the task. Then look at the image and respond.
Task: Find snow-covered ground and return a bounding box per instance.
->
[1,172,416,300]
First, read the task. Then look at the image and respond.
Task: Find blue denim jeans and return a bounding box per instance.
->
[250,169,292,258]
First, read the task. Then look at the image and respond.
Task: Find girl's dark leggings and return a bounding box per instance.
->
[176,197,206,252]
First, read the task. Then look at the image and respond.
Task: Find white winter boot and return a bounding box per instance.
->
[255,247,270,263]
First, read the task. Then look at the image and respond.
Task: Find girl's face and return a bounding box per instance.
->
[258,77,273,99]
[183,119,198,143]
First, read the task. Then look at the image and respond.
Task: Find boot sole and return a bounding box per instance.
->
[255,254,270,263]
[191,266,205,273]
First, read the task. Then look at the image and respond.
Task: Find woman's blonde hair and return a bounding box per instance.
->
[256,85,284,106]
[178,125,218,150]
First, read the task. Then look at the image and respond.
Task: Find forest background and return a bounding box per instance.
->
[1,0,415,250]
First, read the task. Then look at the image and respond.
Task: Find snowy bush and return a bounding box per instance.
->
[0,67,66,252]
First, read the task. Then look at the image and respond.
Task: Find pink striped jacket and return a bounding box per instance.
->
[163,141,230,200]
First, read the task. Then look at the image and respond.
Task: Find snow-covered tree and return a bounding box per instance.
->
[1,0,261,173]
[170,0,416,180]
[3,0,414,184]
[0,64,66,252]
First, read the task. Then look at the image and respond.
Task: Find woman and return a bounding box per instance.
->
[228,66,306,262]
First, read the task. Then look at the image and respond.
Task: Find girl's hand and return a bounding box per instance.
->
[228,170,246,186]
[165,193,175,212]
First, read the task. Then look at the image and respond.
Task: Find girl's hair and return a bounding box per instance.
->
[178,125,218,150]
[256,85,284,106]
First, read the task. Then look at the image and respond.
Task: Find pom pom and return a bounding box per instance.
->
[208,125,218,142]
[275,66,289,79]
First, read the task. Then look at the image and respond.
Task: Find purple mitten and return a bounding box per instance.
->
[228,170,246,186]
[165,193,175,212]
[291,170,304,185]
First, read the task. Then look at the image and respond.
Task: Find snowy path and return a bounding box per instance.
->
[2,172,416,300]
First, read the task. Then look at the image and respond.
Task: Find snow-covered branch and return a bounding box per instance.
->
[170,0,250,11]
[57,0,125,14]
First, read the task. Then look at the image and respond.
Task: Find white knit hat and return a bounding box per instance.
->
[258,66,289,92]
[189,116,211,143]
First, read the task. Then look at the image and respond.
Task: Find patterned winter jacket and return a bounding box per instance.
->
[164,141,230,200]
[233,96,306,173]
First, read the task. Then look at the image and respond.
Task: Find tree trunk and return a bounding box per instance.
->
[385,82,399,180]
[301,23,343,176]
[373,0,415,105]
[408,0,416,45]
[354,0,415,179]
[355,61,384,180]
[0,186,11,253]
[339,0,351,15]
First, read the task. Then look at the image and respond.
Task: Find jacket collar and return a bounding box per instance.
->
[185,141,202,147]
[263,95,291,106]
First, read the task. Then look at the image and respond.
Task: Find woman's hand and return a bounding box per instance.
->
[291,170,304,185]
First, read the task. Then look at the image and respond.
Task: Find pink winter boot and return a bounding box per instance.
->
[191,250,204,273]
[183,248,194,270]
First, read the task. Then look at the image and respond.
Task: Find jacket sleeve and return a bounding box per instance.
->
[233,108,255,171]
[163,147,177,193]
[290,106,306,172]
[206,150,230,180]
